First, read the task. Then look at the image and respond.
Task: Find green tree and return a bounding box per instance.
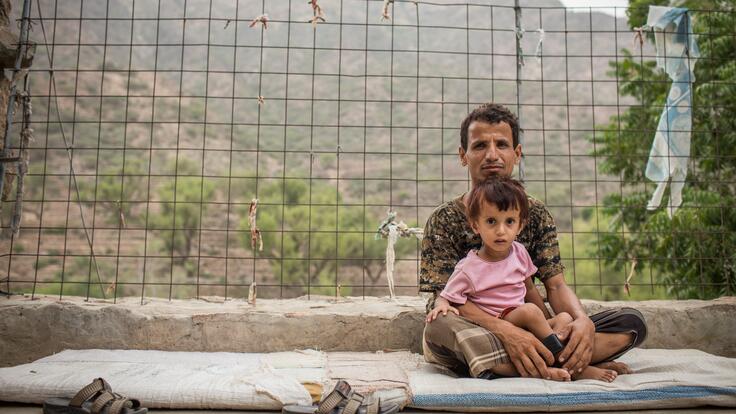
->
[592,0,736,298]
[151,159,216,279]
[240,179,415,296]
[76,157,216,287]
[92,158,148,228]
[66,158,149,297]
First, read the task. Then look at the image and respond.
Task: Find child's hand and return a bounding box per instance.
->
[426,298,459,323]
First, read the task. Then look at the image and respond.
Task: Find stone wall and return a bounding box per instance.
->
[1,295,735,367]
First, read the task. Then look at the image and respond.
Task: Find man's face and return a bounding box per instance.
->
[459,121,521,184]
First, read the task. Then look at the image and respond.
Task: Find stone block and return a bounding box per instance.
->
[1,295,734,367]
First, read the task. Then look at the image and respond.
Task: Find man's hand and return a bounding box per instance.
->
[496,323,555,379]
[556,316,595,373]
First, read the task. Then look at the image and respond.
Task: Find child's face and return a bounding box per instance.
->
[470,200,523,261]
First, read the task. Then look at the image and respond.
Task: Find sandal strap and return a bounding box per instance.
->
[316,380,351,414]
[70,378,112,407]
[90,391,116,414]
[365,396,379,414]
[89,391,141,414]
[342,392,364,414]
[109,395,136,414]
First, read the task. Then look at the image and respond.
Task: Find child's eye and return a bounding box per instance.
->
[486,218,495,225]
[506,218,516,225]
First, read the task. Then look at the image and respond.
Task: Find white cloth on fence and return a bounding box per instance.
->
[644,6,699,217]
[385,224,398,299]
[377,212,423,300]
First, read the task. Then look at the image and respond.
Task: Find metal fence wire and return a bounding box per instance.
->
[0,0,734,302]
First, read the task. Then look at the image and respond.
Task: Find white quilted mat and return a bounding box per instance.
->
[409,348,736,412]
[0,349,322,410]
[1,348,735,411]
[0,349,418,410]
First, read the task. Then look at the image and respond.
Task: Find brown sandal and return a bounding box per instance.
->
[282,380,399,414]
[43,378,147,414]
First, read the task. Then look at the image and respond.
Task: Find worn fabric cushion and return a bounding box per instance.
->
[0,349,320,409]
[0,349,416,410]
[1,348,735,411]
[409,348,736,412]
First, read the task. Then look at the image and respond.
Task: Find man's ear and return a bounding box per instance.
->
[459,146,467,166]
[513,144,522,165]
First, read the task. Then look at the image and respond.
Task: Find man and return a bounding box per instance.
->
[420,103,647,380]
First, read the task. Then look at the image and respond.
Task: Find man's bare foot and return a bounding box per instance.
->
[548,367,572,382]
[594,361,632,375]
[573,366,617,382]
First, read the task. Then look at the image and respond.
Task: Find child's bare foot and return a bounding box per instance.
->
[594,361,632,375]
[548,367,571,382]
[574,366,617,382]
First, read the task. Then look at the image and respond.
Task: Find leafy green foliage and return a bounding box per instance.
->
[592,0,736,298]
[92,158,148,228]
[77,158,216,282]
[150,159,216,279]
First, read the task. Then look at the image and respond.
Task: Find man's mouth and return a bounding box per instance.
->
[482,164,504,171]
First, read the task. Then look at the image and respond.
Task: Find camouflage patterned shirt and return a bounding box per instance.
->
[420,194,565,311]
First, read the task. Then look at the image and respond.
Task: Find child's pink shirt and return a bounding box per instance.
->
[439,241,538,317]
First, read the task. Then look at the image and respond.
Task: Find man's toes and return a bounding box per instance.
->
[609,361,630,374]
[596,361,631,375]
[605,370,618,382]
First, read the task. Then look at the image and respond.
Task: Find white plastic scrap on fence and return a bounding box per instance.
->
[385,225,398,299]
[511,26,544,67]
[376,212,424,299]
[644,6,699,217]
[534,28,544,62]
[514,26,525,67]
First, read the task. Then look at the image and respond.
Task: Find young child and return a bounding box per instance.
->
[426,176,617,382]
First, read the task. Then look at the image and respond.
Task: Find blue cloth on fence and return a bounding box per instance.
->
[644,6,699,217]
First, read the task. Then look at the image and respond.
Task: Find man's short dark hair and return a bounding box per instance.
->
[466,175,529,225]
[460,103,520,150]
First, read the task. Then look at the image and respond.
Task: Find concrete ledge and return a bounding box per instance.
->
[1,295,735,367]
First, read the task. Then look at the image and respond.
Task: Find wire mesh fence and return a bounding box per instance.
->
[0,0,733,302]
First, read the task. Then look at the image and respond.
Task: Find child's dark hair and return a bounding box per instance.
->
[466,176,529,224]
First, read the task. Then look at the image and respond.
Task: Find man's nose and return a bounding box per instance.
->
[484,144,498,160]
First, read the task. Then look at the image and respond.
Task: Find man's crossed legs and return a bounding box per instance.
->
[423,307,647,380]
